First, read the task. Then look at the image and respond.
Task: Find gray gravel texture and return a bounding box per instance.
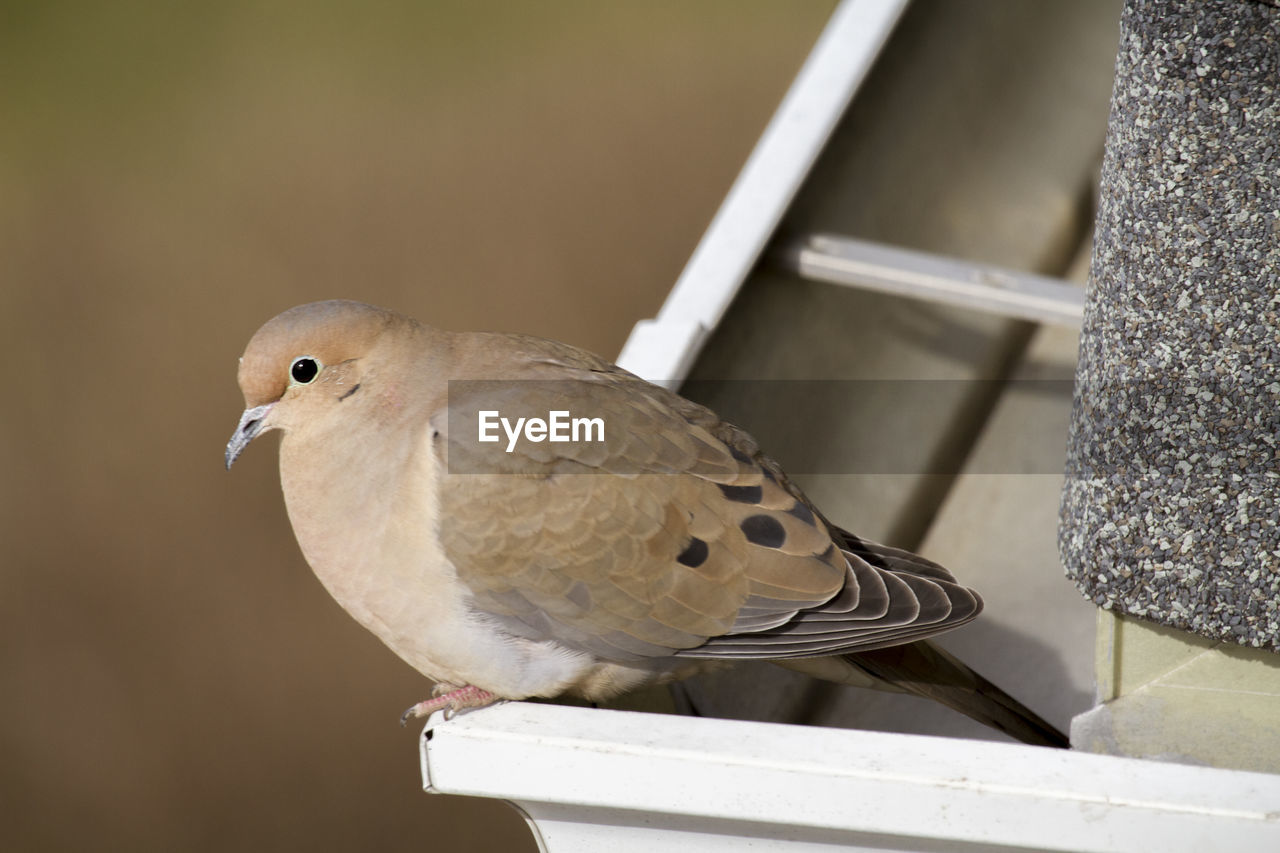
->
[1061,0,1280,650]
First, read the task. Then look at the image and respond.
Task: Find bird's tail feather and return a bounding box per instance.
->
[842,640,1069,748]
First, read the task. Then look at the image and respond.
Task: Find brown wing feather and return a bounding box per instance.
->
[436,334,979,664]
[437,342,845,660]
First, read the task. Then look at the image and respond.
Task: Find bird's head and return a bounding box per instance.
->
[225,299,410,469]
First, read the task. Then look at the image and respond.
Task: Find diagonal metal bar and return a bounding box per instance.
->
[775,233,1085,327]
[617,0,912,386]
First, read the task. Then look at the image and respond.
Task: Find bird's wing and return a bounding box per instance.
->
[436,337,977,662]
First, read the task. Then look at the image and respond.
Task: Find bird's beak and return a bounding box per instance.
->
[226,403,275,470]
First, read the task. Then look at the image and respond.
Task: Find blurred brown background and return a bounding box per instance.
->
[0,2,835,849]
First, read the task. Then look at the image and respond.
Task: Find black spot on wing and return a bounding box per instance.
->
[729,446,753,465]
[676,537,710,568]
[785,501,816,525]
[741,515,786,548]
[718,483,763,504]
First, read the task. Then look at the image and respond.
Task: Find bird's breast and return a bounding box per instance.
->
[276,427,594,695]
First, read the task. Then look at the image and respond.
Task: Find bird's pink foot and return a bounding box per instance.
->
[400,684,500,725]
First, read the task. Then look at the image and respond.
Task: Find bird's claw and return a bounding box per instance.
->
[399,684,501,726]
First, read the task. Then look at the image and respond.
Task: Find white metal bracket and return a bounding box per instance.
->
[775,233,1085,327]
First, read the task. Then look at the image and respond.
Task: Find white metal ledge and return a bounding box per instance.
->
[421,702,1280,853]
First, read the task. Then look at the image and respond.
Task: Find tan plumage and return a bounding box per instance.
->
[227,300,1066,747]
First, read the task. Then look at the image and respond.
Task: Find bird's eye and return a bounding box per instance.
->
[290,356,321,385]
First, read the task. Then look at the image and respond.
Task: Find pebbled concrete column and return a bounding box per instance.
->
[1061,0,1280,770]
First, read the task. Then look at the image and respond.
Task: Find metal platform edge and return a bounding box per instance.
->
[421,702,1280,853]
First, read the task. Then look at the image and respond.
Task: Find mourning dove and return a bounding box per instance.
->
[227,300,1067,747]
